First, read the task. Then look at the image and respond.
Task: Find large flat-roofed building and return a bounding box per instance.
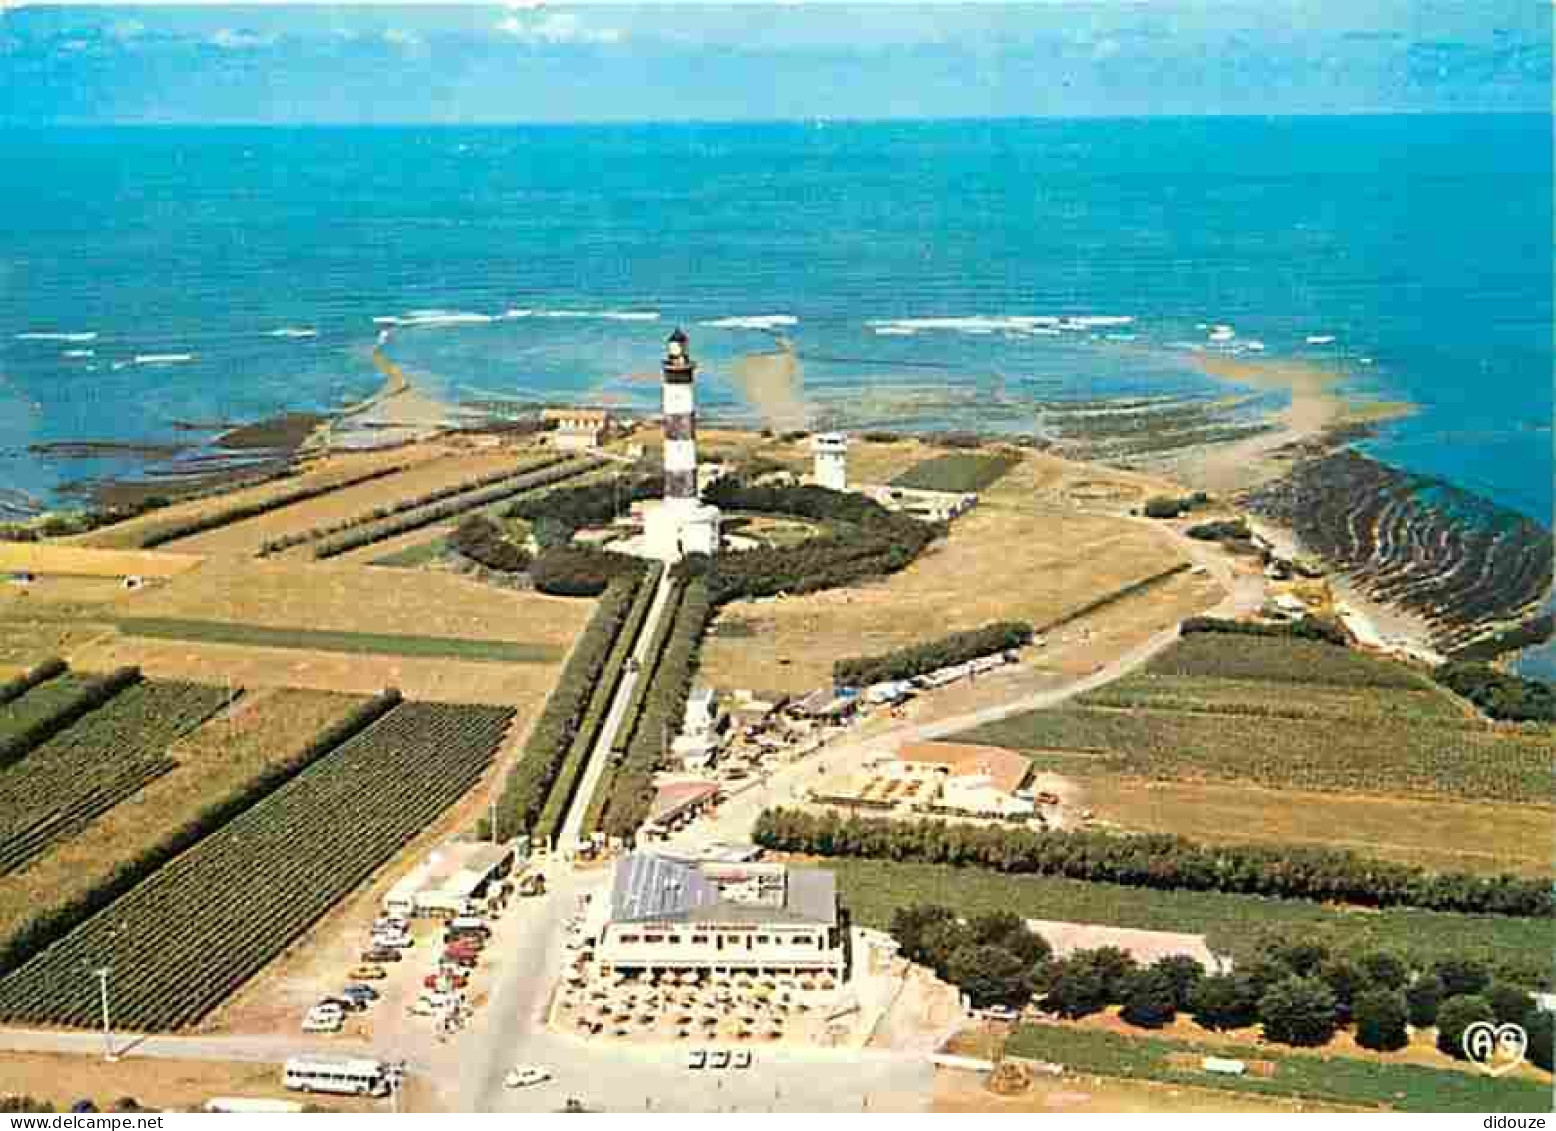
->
[590,854,844,977]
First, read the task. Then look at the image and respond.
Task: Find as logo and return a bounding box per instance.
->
[1462,1021,1528,1077]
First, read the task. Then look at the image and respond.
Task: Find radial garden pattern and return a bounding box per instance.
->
[0,699,512,1030]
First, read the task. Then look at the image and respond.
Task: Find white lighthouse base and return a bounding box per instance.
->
[641,499,722,562]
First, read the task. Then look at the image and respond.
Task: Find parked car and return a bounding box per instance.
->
[342,984,380,1004]
[443,932,485,950]
[976,1005,1020,1023]
[424,972,469,991]
[685,1050,707,1070]
[348,964,387,981]
[449,916,490,937]
[370,932,413,949]
[361,947,402,964]
[302,1004,343,1033]
[442,952,478,970]
[504,1065,552,1089]
[708,1050,730,1070]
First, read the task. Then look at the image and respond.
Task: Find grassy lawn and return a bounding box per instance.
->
[825,858,1551,987]
[112,617,558,663]
[889,450,1022,493]
[1006,1024,1551,1113]
[369,537,449,568]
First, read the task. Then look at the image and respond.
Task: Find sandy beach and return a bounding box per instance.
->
[305,344,462,453]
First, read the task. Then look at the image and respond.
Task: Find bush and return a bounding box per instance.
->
[1432,957,1491,999]
[531,546,645,597]
[449,515,529,573]
[1144,495,1192,519]
[969,911,1052,968]
[1185,519,1251,543]
[1433,662,1556,723]
[1405,974,1445,1028]
[1120,967,1180,1029]
[1319,957,1368,1022]
[1356,951,1409,991]
[890,905,958,965]
[1259,976,1338,1047]
[1485,981,1535,1027]
[1189,973,1260,1031]
[1527,1009,1554,1072]
[1435,994,1495,1059]
[1041,954,1114,1019]
[834,621,1031,686]
[748,809,1553,919]
[1151,955,1206,1010]
[1353,989,1410,1052]
[947,945,1034,1009]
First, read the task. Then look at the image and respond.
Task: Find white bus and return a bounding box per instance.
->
[282,1055,394,1097]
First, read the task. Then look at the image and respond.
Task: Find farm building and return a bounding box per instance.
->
[382,841,515,918]
[589,854,844,977]
[817,741,1037,822]
[543,408,613,451]
[646,780,721,833]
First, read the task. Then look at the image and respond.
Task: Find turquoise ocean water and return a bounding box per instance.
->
[2,117,1551,655]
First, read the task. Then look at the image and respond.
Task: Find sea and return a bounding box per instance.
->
[2,115,1552,658]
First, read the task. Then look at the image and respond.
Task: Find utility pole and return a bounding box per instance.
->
[88,965,115,1062]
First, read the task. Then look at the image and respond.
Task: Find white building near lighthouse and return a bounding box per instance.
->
[642,328,722,561]
[811,432,849,491]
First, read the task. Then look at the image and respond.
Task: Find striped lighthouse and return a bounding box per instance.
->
[662,327,699,504]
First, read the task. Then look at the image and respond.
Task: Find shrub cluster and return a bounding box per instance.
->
[834,621,1031,686]
[1181,614,1350,648]
[530,546,647,597]
[1185,518,1252,543]
[504,475,661,539]
[309,457,578,559]
[1143,492,1209,519]
[0,689,401,977]
[448,515,529,573]
[892,906,1052,1009]
[1433,661,1556,724]
[598,580,714,840]
[142,463,406,549]
[492,580,640,839]
[751,809,1551,918]
[0,658,67,708]
[0,666,142,772]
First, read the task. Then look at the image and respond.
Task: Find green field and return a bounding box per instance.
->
[0,674,92,749]
[112,618,559,664]
[826,858,1551,987]
[954,636,1548,803]
[1006,1024,1551,1113]
[888,450,1021,493]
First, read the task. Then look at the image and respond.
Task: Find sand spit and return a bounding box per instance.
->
[730,338,812,433]
[306,346,460,452]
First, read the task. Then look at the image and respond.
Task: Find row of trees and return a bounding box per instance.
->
[1180,614,1350,648]
[890,904,1553,1066]
[834,620,1031,686]
[1434,661,1556,723]
[448,515,530,573]
[597,580,714,840]
[490,577,641,840]
[0,689,401,977]
[752,809,1552,918]
[0,658,67,708]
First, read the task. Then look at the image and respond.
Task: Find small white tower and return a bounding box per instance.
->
[812,432,849,492]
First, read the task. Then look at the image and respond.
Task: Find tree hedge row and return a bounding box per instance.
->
[0,659,67,708]
[141,463,409,549]
[448,515,529,573]
[834,620,1032,686]
[1433,661,1556,724]
[312,458,583,560]
[0,666,142,772]
[0,689,401,977]
[1181,614,1350,648]
[534,566,661,844]
[597,580,714,840]
[492,579,640,841]
[503,475,661,536]
[752,809,1551,918]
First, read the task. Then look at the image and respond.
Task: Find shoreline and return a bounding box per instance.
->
[303,343,460,454]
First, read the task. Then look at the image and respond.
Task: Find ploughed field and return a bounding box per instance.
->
[957,635,1551,804]
[0,699,512,1031]
[1244,450,1552,653]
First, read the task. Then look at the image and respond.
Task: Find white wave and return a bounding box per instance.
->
[133,353,196,365]
[701,315,799,331]
[1025,327,1064,337]
[62,349,96,359]
[1104,333,1138,343]
[375,310,496,328]
[372,316,401,326]
[267,327,318,339]
[1245,341,1266,352]
[1360,357,1374,366]
[1305,334,1336,345]
[501,308,534,320]
[873,326,917,337]
[1208,325,1236,342]
[533,309,660,322]
[869,315,1068,336]
[1063,315,1135,328]
[15,331,97,343]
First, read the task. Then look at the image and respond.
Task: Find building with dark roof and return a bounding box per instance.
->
[590,854,844,976]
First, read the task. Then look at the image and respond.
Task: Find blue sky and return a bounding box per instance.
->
[1,2,1550,123]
